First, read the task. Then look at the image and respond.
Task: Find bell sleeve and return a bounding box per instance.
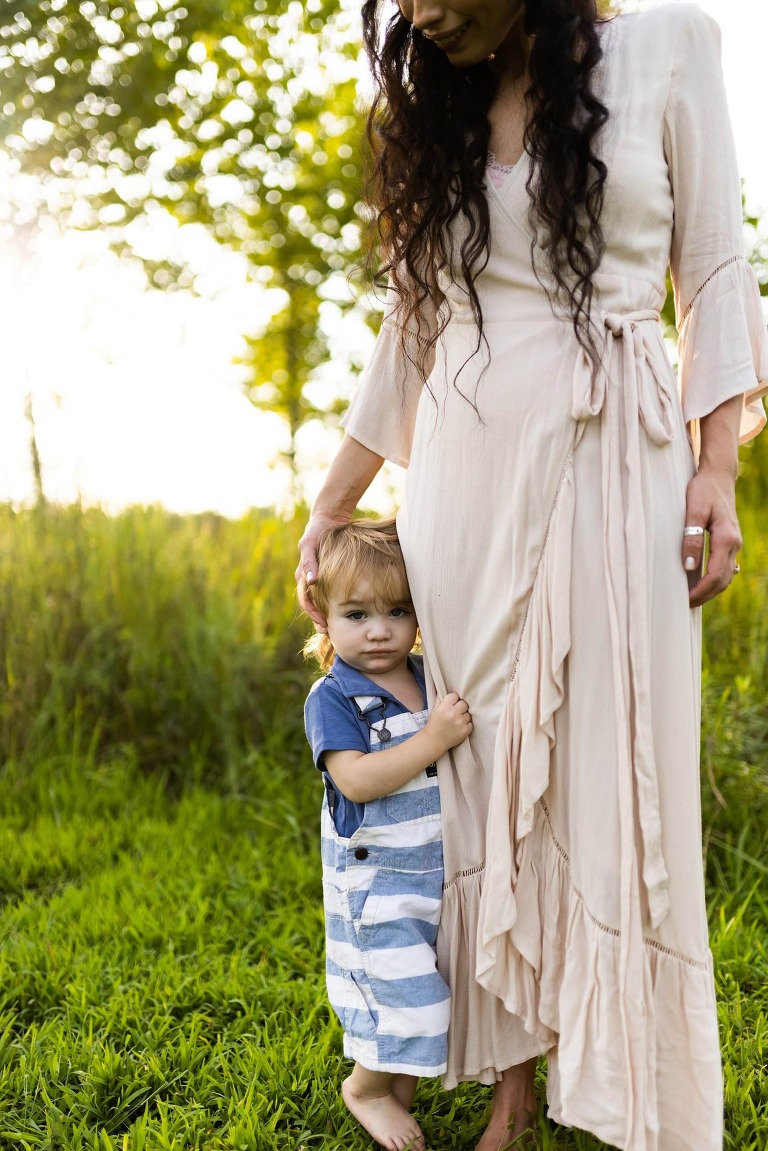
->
[340,286,438,468]
[663,5,768,446]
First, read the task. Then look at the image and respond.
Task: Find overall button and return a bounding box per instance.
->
[354,847,369,860]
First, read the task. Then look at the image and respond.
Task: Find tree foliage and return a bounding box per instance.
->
[0,0,367,499]
[1,2,765,506]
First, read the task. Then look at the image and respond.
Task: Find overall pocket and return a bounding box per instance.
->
[385,770,441,823]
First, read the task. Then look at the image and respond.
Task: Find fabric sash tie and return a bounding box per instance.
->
[571,308,677,1146]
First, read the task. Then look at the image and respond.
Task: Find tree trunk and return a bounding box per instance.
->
[24,392,46,509]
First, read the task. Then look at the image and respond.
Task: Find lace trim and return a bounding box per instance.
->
[539,797,709,971]
[488,151,518,175]
[680,255,745,326]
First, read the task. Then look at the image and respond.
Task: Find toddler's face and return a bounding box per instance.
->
[325,579,418,678]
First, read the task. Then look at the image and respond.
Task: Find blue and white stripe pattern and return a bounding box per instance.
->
[322,697,451,1076]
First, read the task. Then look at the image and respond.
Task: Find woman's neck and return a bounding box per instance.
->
[493,9,533,82]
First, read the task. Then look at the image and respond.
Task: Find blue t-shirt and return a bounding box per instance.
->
[304,654,428,838]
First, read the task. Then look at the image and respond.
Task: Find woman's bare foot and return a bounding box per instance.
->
[475,1059,538,1151]
[342,1068,426,1151]
[474,1103,536,1150]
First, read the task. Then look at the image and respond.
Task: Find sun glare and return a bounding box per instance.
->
[0,0,762,519]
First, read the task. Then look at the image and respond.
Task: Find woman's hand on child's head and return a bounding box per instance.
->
[298,574,327,632]
[296,511,347,630]
[426,692,473,754]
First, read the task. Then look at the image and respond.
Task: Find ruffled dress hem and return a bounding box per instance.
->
[438,867,546,1090]
[469,371,723,1148]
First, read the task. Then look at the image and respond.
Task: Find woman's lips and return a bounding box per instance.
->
[424,20,472,52]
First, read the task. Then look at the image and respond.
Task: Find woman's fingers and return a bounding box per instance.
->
[681,524,706,582]
[295,531,320,622]
[688,522,742,607]
[684,470,742,607]
[298,586,328,631]
[296,571,327,629]
[296,544,319,591]
[296,554,327,628]
[296,515,341,629]
[297,521,320,578]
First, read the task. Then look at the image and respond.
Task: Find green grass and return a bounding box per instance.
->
[0,747,765,1150]
[0,504,309,786]
[0,751,493,1151]
[0,479,765,1149]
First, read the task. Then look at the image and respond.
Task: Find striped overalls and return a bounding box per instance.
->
[321,695,451,1075]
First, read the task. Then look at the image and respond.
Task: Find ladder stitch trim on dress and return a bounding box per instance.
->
[539,796,709,971]
[679,254,745,325]
[443,861,486,891]
[382,317,434,349]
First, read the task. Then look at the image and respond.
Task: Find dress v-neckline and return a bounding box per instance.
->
[483,152,532,245]
[487,149,528,196]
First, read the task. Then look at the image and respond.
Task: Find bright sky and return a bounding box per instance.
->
[0,0,766,517]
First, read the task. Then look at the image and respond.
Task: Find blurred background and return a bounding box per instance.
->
[0,1,765,1148]
[1,0,766,516]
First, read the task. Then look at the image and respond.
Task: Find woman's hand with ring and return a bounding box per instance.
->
[683,464,742,607]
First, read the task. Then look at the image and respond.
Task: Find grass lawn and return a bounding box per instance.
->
[0,747,765,1151]
[0,499,765,1148]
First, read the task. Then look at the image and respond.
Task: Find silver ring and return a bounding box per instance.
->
[733,563,741,575]
[683,526,705,537]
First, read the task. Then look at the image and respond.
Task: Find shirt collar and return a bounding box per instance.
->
[328,654,426,706]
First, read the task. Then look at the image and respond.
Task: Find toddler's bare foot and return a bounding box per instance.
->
[342,1074,426,1151]
[391,1073,418,1112]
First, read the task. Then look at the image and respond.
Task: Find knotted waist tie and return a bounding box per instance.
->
[571,309,678,1142]
[571,308,677,929]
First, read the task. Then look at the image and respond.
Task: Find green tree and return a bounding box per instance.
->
[2,2,765,508]
[0,0,366,504]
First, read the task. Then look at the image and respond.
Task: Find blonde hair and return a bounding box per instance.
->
[302,517,414,672]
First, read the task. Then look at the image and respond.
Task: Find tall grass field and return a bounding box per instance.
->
[0,434,766,1149]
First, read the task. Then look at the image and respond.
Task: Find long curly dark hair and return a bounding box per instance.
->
[361,0,611,394]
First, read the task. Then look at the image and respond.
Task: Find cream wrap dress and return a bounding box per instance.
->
[341,6,768,1149]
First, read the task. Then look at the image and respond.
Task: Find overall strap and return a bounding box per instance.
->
[352,694,392,745]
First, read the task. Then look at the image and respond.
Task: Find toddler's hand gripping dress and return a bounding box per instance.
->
[341,7,768,1149]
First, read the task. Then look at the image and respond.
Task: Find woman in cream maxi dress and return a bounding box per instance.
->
[336,5,768,1149]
